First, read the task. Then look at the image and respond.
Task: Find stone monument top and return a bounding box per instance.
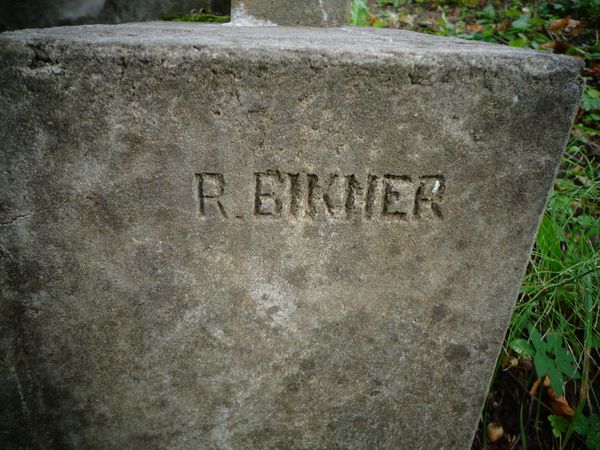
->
[230,0,351,26]
[0,19,583,450]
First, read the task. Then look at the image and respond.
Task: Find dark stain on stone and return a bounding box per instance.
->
[283,266,308,287]
[299,358,316,372]
[122,131,144,149]
[4,255,44,295]
[477,341,490,353]
[455,239,469,251]
[352,416,369,428]
[452,400,467,413]
[265,305,280,317]
[84,191,126,232]
[444,344,470,363]
[133,247,162,277]
[431,303,450,322]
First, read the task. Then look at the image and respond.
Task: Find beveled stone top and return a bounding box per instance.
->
[0,22,583,75]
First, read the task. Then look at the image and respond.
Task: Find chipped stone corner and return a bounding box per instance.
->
[226,3,278,27]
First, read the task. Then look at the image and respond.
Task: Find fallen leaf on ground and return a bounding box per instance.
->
[549,393,576,417]
[544,376,575,417]
[498,20,509,31]
[548,17,571,32]
[530,376,543,397]
[467,23,484,33]
[583,62,600,78]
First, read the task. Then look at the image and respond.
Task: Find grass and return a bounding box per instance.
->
[352,0,599,448]
[161,13,230,23]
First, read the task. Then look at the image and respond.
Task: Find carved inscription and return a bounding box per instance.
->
[196,173,228,218]
[196,171,445,221]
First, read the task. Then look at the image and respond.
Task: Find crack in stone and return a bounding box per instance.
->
[10,365,31,420]
[0,213,32,226]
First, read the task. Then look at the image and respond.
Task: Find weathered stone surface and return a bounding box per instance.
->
[231,0,350,26]
[0,22,582,449]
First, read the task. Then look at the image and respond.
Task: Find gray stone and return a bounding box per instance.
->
[231,0,350,26]
[0,0,230,31]
[0,22,582,449]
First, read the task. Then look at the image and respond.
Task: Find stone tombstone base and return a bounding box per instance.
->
[0,23,582,449]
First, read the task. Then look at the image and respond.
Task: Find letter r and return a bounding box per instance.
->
[197,173,227,218]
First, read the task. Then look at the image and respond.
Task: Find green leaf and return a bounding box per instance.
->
[573,412,589,436]
[546,333,562,353]
[481,3,495,19]
[509,338,534,356]
[548,364,564,396]
[585,113,600,122]
[555,352,577,379]
[549,415,569,438]
[534,351,551,378]
[583,87,600,112]
[554,345,572,363]
[529,326,546,353]
[586,415,600,450]
[508,36,529,48]
[511,13,531,30]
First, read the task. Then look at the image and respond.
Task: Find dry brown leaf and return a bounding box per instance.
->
[467,23,484,33]
[497,20,509,32]
[548,16,571,32]
[549,394,576,417]
[583,62,600,78]
[544,376,576,417]
[548,16,582,37]
[530,377,543,397]
[540,41,556,50]
[566,18,581,30]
